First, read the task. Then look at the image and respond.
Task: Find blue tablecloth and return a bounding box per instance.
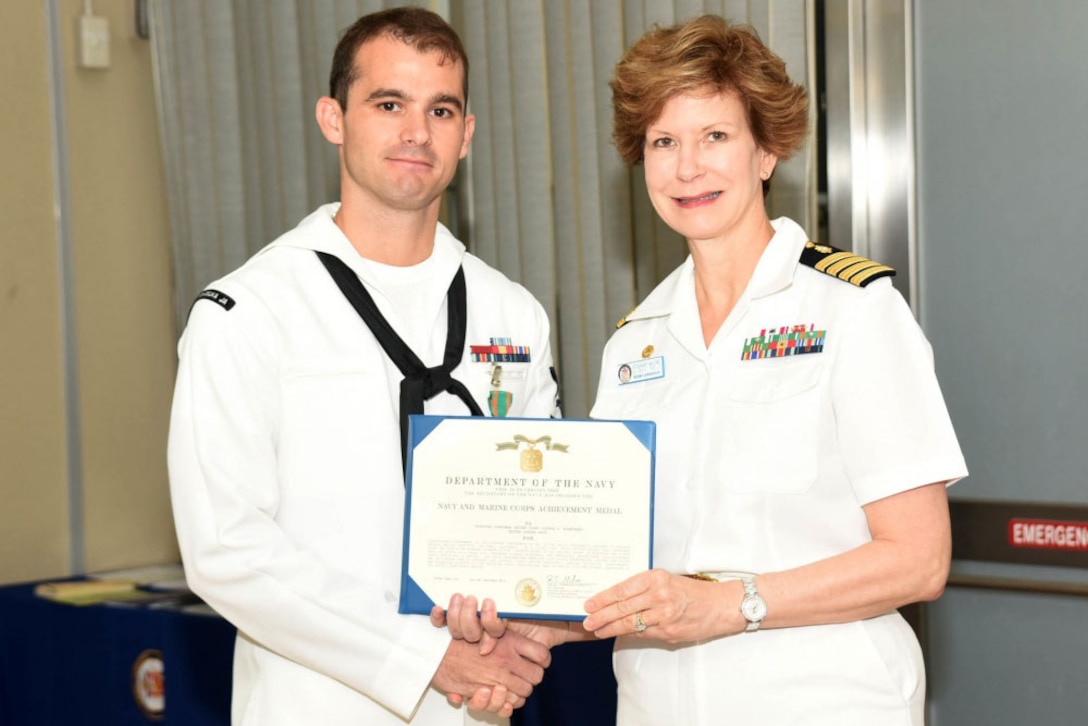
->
[0,578,615,725]
[0,579,234,725]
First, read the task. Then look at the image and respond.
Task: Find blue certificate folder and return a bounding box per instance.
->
[399,415,655,620]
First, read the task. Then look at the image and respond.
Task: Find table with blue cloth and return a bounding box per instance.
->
[0,577,615,725]
[0,579,234,725]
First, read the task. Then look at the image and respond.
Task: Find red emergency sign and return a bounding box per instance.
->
[1008,519,1088,551]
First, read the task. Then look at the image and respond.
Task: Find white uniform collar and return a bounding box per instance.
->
[264,203,467,287]
[620,217,809,325]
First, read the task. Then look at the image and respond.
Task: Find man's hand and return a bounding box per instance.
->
[430,628,551,717]
[431,595,507,654]
[432,595,583,652]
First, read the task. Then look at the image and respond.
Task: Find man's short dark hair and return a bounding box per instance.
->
[328,6,469,109]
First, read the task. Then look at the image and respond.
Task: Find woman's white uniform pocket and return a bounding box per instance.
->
[719,362,824,494]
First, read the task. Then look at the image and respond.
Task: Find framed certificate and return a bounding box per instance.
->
[399,415,655,620]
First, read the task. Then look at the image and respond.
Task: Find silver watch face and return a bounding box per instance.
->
[742,595,767,622]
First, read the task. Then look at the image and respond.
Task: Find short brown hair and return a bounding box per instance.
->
[610,15,808,165]
[328,7,469,109]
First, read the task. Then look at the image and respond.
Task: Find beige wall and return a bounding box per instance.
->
[0,0,179,585]
[0,2,69,583]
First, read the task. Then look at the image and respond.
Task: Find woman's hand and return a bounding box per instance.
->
[505,618,583,649]
[583,568,739,643]
[580,483,954,646]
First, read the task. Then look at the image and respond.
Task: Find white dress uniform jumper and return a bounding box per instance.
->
[168,204,560,726]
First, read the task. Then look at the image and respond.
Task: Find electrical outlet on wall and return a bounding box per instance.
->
[78,14,110,70]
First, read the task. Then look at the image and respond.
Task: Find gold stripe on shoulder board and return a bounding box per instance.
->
[801,241,895,287]
[616,304,639,329]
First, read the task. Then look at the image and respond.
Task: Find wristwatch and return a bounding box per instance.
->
[739,577,767,632]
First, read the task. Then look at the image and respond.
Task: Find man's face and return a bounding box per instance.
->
[327,34,474,215]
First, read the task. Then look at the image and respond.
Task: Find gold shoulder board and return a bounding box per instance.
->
[799,241,895,287]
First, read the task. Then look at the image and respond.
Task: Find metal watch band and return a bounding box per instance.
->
[741,576,764,632]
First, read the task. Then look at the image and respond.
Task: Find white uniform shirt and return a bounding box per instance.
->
[168,204,559,726]
[591,217,967,725]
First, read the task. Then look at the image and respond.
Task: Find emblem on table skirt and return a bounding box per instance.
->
[495,434,570,472]
[132,649,165,720]
[742,324,826,360]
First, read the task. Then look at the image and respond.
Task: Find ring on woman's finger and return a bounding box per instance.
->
[634,611,648,633]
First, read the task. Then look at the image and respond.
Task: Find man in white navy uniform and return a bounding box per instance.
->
[167,8,559,725]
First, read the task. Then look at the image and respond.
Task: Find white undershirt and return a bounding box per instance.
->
[360,253,447,365]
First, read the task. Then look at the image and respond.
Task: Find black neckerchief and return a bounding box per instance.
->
[316,251,484,477]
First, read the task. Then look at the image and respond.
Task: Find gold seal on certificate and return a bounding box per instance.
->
[399,415,655,620]
[515,578,543,606]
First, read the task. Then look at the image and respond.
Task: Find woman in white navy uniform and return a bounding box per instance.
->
[437,14,967,724]
[573,15,968,726]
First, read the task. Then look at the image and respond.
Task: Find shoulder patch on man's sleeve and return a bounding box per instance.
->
[799,241,895,287]
[194,289,236,311]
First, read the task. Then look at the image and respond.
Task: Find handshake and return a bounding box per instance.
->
[426,568,718,718]
[428,593,578,718]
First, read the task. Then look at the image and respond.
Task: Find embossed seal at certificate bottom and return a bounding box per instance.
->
[515,578,542,607]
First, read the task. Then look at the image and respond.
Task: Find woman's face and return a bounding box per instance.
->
[642,90,777,244]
